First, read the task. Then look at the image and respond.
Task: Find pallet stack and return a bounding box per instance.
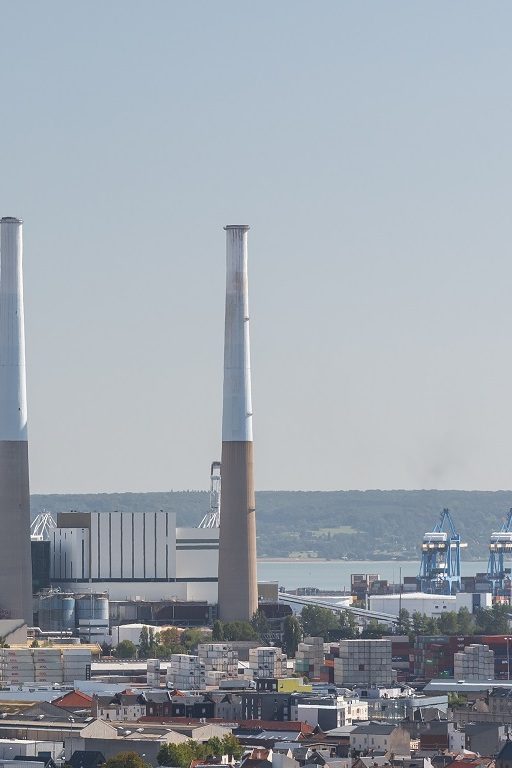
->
[0,648,35,685]
[62,648,91,683]
[197,643,238,678]
[295,636,325,680]
[248,646,287,678]
[0,647,92,685]
[166,654,206,690]
[334,639,393,686]
[454,643,495,681]
[147,658,161,687]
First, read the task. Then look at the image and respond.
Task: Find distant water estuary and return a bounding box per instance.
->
[257,559,489,592]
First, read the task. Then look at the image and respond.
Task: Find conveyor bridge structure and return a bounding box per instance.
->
[279,592,399,626]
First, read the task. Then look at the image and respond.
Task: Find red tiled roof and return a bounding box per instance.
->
[138,716,226,725]
[444,762,494,768]
[238,721,314,734]
[53,690,93,708]
[138,716,313,734]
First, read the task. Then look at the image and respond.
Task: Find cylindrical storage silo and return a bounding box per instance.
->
[75,594,109,621]
[38,594,75,632]
[75,594,109,643]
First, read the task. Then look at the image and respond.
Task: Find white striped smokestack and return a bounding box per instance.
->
[0,217,33,624]
[218,225,258,621]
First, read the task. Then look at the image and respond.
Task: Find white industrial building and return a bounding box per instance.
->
[293,697,368,727]
[369,592,493,617]
[0,740,64,762]
[50,511,218,603]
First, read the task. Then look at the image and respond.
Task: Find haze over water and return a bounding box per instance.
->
[258,559,489,592]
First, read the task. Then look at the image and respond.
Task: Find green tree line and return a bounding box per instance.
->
[157,735,243,767]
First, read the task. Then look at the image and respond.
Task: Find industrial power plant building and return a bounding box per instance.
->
[49,510,218,602]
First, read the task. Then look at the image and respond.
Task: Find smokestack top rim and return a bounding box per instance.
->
[1,216,22,224]
[224,224,250,231]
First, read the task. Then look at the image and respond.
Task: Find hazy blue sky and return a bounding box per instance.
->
[1,2,512,494]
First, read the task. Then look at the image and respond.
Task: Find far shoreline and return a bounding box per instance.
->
[257,556,419,564]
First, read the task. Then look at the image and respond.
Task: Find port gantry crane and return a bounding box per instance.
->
[30,510,57,541]
[418,508,466,595]
[198,461,221,528]
[487,508,512,596]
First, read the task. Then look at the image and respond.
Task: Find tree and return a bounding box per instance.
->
[222,621,258,641]
[338,611,358,639]
[448,692,467,708]
[251,610,271,640]
[456,607,475,635]
[212,620,224,641]
[157,736,243,767]
[115,640,137,659]
[205,737,223,757]
[158,743,195,768]
[437,612,459,636]
[396,609,411,635]
[105,752,150,768]
[360,619,388,639]
[412,611,427,635]
[157,628,185,657]
[148,627,159,655]
[181,628,208,652]
[301,606,339,639]
[282,615,302,657]
[218,734,243,759]
[411,611,440,636]
[139,626,150,658]
[476,604,510,635]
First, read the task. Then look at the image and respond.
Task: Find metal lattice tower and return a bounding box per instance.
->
[30,510,57,541]
[487,508,512,596]
[418,508,466,595]
[198,461,221,528]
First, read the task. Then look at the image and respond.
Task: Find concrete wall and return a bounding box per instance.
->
[0,621,27,644]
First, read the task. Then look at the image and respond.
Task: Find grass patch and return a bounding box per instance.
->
[312,525,358,537]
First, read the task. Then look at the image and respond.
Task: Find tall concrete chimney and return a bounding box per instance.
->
[0,217,33,624]
[218,225,258,621]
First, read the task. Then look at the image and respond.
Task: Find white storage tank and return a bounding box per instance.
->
[38,594,76,631]
[75,593,109,621]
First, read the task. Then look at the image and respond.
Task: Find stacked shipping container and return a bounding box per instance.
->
[197,643,238,680]
[248,646,287,678]
[334,639,393,687]
[295,636,325,680]
[0,647,91,685]
[166,654,206,690]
